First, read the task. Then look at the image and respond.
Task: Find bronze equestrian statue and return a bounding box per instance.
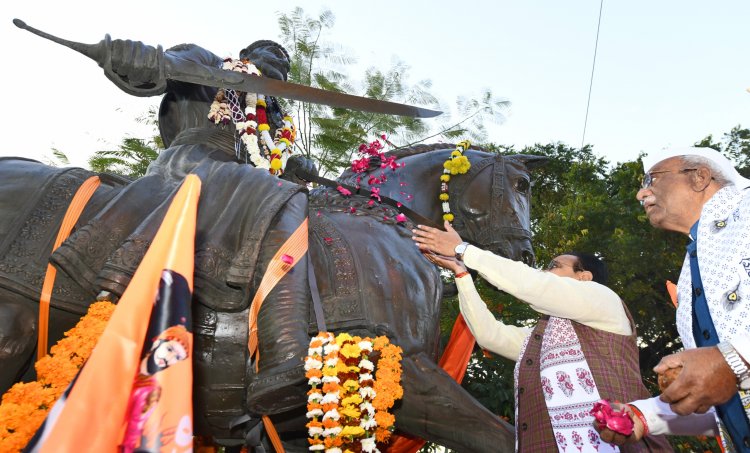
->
[0,23,546,451]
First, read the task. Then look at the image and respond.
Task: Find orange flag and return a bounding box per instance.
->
[386,313,476,453]
[27,175,200,453]
[666,280,678,308]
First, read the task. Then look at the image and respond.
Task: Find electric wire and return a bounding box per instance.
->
[581,0,605,150]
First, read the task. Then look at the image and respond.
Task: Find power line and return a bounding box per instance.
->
[581,0,605,150]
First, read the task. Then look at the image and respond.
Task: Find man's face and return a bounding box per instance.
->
[636,157,702,234]
[544,254,583,279]
[152,339,187,370]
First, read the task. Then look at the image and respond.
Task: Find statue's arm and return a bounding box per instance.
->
[107,40,221,97]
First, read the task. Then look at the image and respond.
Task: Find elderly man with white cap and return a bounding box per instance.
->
[598,147,750,452]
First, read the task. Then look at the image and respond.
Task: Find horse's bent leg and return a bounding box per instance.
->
[0,300,37,394]
[395,352,515,453]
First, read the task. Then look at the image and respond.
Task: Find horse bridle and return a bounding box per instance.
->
[448,155,533,251]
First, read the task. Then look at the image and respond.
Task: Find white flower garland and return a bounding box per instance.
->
[439,140,472,224]
[208,59,296,175]
[305,333,394,453]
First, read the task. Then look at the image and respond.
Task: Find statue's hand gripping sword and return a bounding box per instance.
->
[13,18,441,119]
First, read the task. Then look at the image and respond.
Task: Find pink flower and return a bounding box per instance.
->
[395,213,407,223]
[367,200,375,207]
[281,254,294,265]
[368,176,382,185]
[323,237,333,246]
[381,155,399,170]
[336,185,352,196]
[351,158,370,173]
[370,187,381,201]
[590,400,634,436]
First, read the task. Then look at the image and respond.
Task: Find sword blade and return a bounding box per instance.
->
[165,57,442,118]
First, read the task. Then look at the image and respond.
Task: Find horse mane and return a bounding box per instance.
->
[338,142,493,183]
[383,142,491,159]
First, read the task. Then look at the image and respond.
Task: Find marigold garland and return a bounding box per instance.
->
[208,58,296,175]
[305,332,403,452]
[439,140,471,223]
[0,301,115,452]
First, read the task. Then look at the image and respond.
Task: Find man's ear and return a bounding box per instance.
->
[578,270,594,282]
[691,167,713,192]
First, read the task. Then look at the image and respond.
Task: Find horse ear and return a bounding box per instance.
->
[514,154,549,171]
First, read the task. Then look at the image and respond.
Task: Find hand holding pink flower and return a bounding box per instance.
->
[591,399,634,436]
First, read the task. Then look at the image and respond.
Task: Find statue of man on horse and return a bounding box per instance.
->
[0,21,547,451]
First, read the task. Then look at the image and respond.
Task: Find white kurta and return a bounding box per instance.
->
[632,185,750,438]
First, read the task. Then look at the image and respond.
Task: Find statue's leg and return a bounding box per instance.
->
[0,300,37,395]
[395,352,515,453]
[246,193,311,415]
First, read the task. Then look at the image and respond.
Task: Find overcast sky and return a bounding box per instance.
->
[2,0,748,168]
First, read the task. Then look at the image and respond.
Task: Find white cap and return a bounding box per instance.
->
[642,146,750,189]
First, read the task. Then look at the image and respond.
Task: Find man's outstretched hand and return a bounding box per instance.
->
[412,221,463,257]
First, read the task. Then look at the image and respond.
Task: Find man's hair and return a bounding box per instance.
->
[680,155,731,187]
[239,40,291,81]
[564,252,609,285]
[155,324,191,356]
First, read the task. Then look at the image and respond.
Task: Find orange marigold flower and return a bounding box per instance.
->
[373,336,390,350]
[324,436,343,448]
[322,418,339,429]
[305,368,323,379]
[375,411,395,428]
[375,427,392,443]
[321,382,339,393]
[306,420,323,429]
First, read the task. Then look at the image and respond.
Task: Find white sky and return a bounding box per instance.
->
[2,0,749,168]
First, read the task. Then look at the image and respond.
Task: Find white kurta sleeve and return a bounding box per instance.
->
[455,274,531,360]
[629,397,718,436]
[462,245,632,335]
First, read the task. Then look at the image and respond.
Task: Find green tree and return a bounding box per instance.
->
[41,148,71,167]
[277,7,509,176]
[695,124,750,177]
[88,107,163,178]
[88,137,161,179]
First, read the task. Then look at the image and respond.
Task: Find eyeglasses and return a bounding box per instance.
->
[546,260,583,272]
[640,168,698,189]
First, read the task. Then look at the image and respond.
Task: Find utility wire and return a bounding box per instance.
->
[581,0,605,150]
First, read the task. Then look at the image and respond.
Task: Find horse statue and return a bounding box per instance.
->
[0,22,546,452]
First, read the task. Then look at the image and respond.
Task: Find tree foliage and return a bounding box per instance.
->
[276,7,509,176]
[87,107,163,178]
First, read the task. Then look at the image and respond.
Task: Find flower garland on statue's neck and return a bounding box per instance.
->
[305,332,403,452]
[207,58,296,176]
[439,140,472,223]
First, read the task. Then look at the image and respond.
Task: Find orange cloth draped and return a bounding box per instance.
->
[33,175,200,453]
[666,280,678,308]
[385,313,476,453]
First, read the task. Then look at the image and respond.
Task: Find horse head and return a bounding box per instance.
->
[339,143,547,265]
[449,151,547,265]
